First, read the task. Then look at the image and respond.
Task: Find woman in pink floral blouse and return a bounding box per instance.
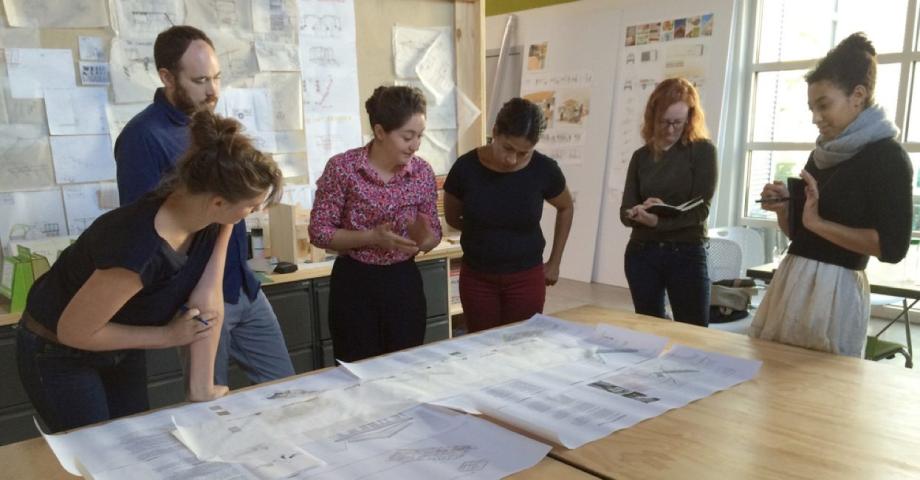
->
[309,85,442,362]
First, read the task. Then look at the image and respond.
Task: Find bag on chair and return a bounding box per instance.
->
[710,278,755,323]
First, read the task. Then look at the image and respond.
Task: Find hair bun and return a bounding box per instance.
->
[189,109,241,152]
[838,32,876,58]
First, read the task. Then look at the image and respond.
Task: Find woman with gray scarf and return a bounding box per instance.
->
[750,33,913,356]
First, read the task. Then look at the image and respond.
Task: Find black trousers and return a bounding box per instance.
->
[328,255,426,362]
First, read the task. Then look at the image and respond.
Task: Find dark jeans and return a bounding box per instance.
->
[329,255,426,362]
[624,240,711,327]
[16,320,149,433]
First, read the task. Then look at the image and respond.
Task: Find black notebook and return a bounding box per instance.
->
[646,197,704,217]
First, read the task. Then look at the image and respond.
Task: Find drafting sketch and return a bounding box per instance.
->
[416,128,456,175]
[5,48,76,99]
[105,102,147,144]
[44,87,109,135]
[0,59,45,125]
[0,124,54,190]
[109,37,159,103]
[79,61,110,86]
[49,135,116,184]
[78,36,106,61]
[253,72,303,130]
[254,40,300,71]
[334,414,414,443]
[253,0,296,39]
[389,445,472,464]
[302,74,359,113]
[216,87,273,134]
[300,14,343,38]
[0,189,67,248]
[111,0,184,40]
[186,0,253,35]
[3,0,108,28]
[415,33,455,104]
[213,35,259,86]
[458,459,488,473]
[62,183,118,235]
[310,46,339,67]
[392,26,450,79]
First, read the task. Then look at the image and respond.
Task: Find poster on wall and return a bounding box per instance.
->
[520,69,593,168]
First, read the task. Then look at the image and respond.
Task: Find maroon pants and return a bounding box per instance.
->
[459,263,546,333]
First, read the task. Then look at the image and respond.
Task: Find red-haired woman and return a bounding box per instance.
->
[620,77,717,327]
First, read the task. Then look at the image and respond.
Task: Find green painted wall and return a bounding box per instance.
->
[486,0,580,17]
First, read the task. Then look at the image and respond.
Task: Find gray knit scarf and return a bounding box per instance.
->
[813,105,899,169]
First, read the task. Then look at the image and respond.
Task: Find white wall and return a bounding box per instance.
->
[486,0,739,287]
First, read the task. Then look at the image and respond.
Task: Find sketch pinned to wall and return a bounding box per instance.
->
[2,0,109,28]
[49,135,116,184]
[253,72,304,131]
[392,26,450,80]
[0,124,54,190]
[556,88,590,126]
[109,37,159,104]
[0,53,45,125]
[304,114,362,182]
[0,189,66,246]
[186,0,254,36]
[62,183,118,235]
[414,33,455,105]
[528,42,548,71]
[105,102,147,145]
[252,0,297,42]
[254,40,300,71]
[213,34,260,87]
[417,128,457,175]
[273,152,309,178]
[79,62,110,86]
[5,48,76,99]
[44,87,109,136]
[111,0,184,40]
[78,36,106,61]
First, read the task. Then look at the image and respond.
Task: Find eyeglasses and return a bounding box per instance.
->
[659,119,687,130]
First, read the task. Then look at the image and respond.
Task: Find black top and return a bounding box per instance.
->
[620,139,718,243]
[444,148,566,273]
[26,195,220,334]
[788,138,913,270]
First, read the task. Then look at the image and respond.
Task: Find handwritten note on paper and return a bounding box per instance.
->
[415,33,454,105]
[5,48,76,99]
[49,135,116,184]
[79,62,110,86]
[44,87,109,135]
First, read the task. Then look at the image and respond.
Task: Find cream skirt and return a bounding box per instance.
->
[749,254,870,357]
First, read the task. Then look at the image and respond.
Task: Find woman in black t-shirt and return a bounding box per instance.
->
[444,98,574,332]
[751,33,912,356]
[17,111,283,432]
[620,78,717,327]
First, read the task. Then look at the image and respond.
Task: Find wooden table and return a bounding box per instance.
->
[551,305,920,479]
[5,305,920,479]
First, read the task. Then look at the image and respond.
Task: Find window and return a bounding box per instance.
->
[741,0,920,230]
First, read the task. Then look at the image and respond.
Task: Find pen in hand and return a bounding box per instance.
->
[756,197,790,204]
[180,304,210,326]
